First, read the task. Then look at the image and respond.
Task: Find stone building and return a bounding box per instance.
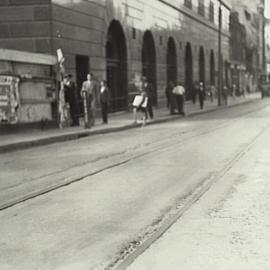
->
[229,0,265,92]
[0,0,231,112]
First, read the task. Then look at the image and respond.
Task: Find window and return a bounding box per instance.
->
[198,0,205,17]
[184,0,192,9]
[209,1,214,22]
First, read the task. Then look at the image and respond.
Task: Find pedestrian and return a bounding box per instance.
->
[222,85,228,105]
[142,76,154,119]
[58,82,70,128]
[165,81,176,114]
[81,73,99,128]
[198,81,205,109]
[172,81,185,116]
[132,88,148,126]
[192,82,198,104]
[99,80,110,124]
[209,85,215,102]
[64,74,79,126]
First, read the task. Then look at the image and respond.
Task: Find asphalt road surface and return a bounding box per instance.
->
[0,99,270,270]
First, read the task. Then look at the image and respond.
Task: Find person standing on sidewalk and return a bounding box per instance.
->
[192,82,198,104]
[64,74,79,126]
[172,81,185,116]
[142,76,154,120]
[165,81,176,114]
[99,80,110,124]
[81,73,99,128]
[132,87,148,126]
[58,83,70,128]
[198,81,205,109]
[222,85,228,105]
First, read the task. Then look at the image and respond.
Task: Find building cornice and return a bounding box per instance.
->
[157,0,230,38]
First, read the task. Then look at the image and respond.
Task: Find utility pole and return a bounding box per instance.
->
[218,0,222,106]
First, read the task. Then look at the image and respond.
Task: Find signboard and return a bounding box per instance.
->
[0,75,20,124]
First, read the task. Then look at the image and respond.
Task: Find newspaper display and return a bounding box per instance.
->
[0,75,20,124]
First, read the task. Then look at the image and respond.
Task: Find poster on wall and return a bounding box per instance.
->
[0,75,20,124]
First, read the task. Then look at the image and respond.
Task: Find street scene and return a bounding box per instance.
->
[0,0,270,269]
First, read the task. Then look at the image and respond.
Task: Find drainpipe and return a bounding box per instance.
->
[218,0,222,106]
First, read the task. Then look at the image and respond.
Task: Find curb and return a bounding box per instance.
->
[0,97,259,154]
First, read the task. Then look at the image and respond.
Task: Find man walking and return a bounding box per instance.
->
[198,81,205,109]
[142,76,154,119]
[172,81,185,116]
[64,74,79,126]
[81,73,99,128]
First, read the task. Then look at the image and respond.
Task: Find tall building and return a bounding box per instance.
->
[0,0,231,112]
[229,0,265,91]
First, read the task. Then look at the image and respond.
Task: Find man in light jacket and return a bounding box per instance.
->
[172,82,185,116]
[81,73,99,127]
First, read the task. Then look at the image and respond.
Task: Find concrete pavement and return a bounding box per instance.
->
[0,97,269,270]
[0,93,260,153]
[127,107,270,270]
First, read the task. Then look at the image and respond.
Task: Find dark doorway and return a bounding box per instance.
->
[185,42,193,100]
[142,30,157,105]
[199,46,205,84]
[210,50,215,85]
[106,20,127,112]
[76,55,89,116]
[166,37,177,86]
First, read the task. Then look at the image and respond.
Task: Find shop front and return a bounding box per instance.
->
[0,49,57,126]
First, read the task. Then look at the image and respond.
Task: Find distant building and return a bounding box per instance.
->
[229,0,265,91]
[265,19,270,77]
[0,0,231,112]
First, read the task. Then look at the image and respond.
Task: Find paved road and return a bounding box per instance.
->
[0,99,270,269]
[128,103,270,270]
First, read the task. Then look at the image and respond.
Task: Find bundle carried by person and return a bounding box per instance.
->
[132,92,148,109]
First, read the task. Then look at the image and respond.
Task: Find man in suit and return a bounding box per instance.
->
[142,76,154,119]
[198,81,205,109]
[64,74,79,126]
[81,73,99,127]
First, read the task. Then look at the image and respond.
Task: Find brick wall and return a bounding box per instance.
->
[0,0,52,52]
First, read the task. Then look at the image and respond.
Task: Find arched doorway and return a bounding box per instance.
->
[185,42,193,100]
[199,46,205,84]
[142,31,157,105]
[106,20,127,112]
[210,50,215,85]
[166,37,177,86]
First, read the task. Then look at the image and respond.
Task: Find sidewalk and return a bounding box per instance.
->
[0,93,260,153]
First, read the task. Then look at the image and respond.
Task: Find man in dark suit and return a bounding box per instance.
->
[198,81,205,109]
[64,74,79,126]
[142,76,154,119]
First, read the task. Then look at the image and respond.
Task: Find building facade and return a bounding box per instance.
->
[0,0,231,112]
[229,0,265,92]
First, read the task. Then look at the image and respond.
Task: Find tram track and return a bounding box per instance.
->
[0,102,268,212]
[107,114,270,270]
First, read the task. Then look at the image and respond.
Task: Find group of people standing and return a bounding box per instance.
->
[166,81,213,115]
[59,73,230,129]
[59,73,110,129]
[165,81,187,115]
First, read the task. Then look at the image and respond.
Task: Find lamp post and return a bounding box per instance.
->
[218,0,222,106]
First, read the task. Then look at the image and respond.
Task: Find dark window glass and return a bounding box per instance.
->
[184,0,192,9]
